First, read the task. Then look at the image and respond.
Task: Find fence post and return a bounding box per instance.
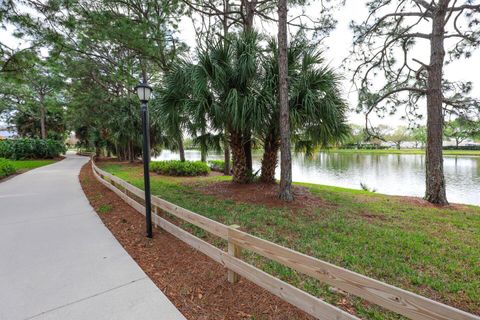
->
[153,205,160,227]
[227,224,241,284]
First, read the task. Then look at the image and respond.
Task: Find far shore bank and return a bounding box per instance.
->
[320,148,480,156]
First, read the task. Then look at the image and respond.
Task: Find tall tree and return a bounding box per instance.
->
[444,116,480,147]
[277,0,292,201]
[0,58,65,140]
[351,0,480,204]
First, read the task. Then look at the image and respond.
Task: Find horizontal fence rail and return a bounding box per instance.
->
[89,158,480,320]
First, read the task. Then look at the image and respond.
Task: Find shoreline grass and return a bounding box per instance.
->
[100,162,480,318]
[321,148,480,156]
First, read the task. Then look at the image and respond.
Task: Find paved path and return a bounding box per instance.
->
[0,154,185,320]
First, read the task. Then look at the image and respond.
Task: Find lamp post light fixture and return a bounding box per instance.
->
[135,81,153,238]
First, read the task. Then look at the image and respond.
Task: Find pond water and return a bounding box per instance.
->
[154,150,480,206]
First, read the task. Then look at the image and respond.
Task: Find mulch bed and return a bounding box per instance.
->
[79,162,314,320]
[195,181,333,213]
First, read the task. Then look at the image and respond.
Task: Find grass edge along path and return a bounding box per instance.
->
[0,159,58,181]
[12,159,58,171]
[99,161,480,320]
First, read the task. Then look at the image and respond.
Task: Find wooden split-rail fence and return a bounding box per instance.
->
[88,157,479,320]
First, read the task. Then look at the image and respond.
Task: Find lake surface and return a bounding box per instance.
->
[154,150,480,206]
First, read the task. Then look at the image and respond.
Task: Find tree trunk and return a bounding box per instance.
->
[200,129,207,162]
[244,133,253,174]
[178,136,186,162]
[277,0,293,201]
[39,94,47,139]
[425,2,448,205]
[260,131,280,183]
[243,0,256,31]
[223,0,230,39]
[224,137,231,175]
[230,129,249,183]
[129,141,134,162]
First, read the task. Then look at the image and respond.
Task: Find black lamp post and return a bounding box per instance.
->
[135,82,153,238]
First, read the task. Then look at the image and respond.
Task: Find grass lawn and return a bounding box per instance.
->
[322,148,480,156]
[11,159,57,171]
[100,162,480,319]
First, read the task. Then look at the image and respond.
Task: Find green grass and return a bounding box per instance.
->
[101,162,480,318]
[11,159,57,171]
[322,148,480,156]
[98,204,113,214]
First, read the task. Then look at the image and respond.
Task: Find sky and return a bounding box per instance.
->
[3,0,480,128]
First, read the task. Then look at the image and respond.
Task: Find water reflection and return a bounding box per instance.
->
[154,150,480,206]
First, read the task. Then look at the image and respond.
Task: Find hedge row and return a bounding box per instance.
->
[0,158,16,179]
[340,144,390,150]
[0,139,66,160]
[150,160,210,176]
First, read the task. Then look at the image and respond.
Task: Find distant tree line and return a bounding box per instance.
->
[344,119,480,150]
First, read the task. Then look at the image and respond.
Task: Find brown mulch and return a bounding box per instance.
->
[79,161,314,320]
[195,181,333,213]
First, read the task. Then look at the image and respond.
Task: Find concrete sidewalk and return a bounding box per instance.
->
[0,154,185,320]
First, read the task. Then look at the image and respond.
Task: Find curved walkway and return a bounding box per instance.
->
[0,153,185,320]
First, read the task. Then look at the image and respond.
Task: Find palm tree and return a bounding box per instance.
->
[190,31,265,183]
[154,62,194,161]
[258,37,349,183]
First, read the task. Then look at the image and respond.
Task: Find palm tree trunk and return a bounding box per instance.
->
[224,137,231,175]
[230,129,249,183]
[260,130,279,183]
[200,129,207,162]
[425,2,448,205]
[178,136,186,162]
[244,132,253,173]
[277,0,293,201]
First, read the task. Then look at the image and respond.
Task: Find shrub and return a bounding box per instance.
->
[150,160,210,176]
[208,160,224,172]
[0,158,16,179]
[208,160,234,172]
[0,139,66,160]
